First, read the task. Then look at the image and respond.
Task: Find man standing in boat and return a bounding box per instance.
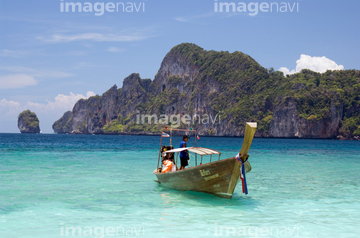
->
[179,135,190,170]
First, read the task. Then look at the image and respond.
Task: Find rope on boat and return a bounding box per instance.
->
[235,153,248,195]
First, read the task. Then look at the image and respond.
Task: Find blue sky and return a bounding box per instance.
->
[1,0,359,133]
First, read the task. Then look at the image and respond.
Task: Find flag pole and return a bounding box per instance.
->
[170,128,172,146]
[157,128,164,169]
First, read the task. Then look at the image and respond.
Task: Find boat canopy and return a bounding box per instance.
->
[164,147,221,156]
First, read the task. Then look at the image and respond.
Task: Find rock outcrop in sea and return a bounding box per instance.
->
[53,43,360,139]
[18,110,41,134]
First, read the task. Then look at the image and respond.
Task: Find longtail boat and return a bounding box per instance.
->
[154,122,257,199]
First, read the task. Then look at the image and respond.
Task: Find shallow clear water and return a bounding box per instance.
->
[0,134,359,238]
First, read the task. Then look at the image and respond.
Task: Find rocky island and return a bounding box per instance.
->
[53,43,360,139]
[18,110,41,134]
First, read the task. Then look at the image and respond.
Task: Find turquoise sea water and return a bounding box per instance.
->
[0,134,359,238]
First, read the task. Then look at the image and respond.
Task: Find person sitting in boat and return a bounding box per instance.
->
[179,135,190,170]
[161,151,169,166]
[161,152,176,173]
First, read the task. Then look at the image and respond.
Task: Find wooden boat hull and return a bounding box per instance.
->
[154,157,251,199]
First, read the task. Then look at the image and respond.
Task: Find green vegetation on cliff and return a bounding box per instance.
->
[18,110,40,133]
[52,111,73,133]
[286,69,360,136]
[102,120,124,133]
[166,44,360,137]
[53,43,360,139]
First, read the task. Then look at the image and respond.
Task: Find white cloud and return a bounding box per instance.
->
[0,66,73,89]
[0,91,96,132]
[37,32,149,43]
[174,17,189,23]
[107,47,125,53]
[0,74,37,89]
[175,12,215,23]
[279,54,344,75]
[33,71,73,78]
[0,66,35,73]
[0,99,22,117]
[0,99,21,108]
[0,49,31,58]
[27,91,96,111]
[175,12,246,23]
[0,91,96,114]
[278,67,296,76]
[62,50,86,56]
[0,66,73,78]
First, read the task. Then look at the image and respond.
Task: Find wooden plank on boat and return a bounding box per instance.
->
[239,122,257,157]
[226,159,241,195]
[155,157,240,198]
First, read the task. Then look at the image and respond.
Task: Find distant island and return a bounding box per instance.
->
[53,43,360,140]
[18,110,41,134]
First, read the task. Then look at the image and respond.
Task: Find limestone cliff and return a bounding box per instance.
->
[18,110,41,134]
[52,74,151,134]
[270,98,343,138]
[53,43,360,139]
